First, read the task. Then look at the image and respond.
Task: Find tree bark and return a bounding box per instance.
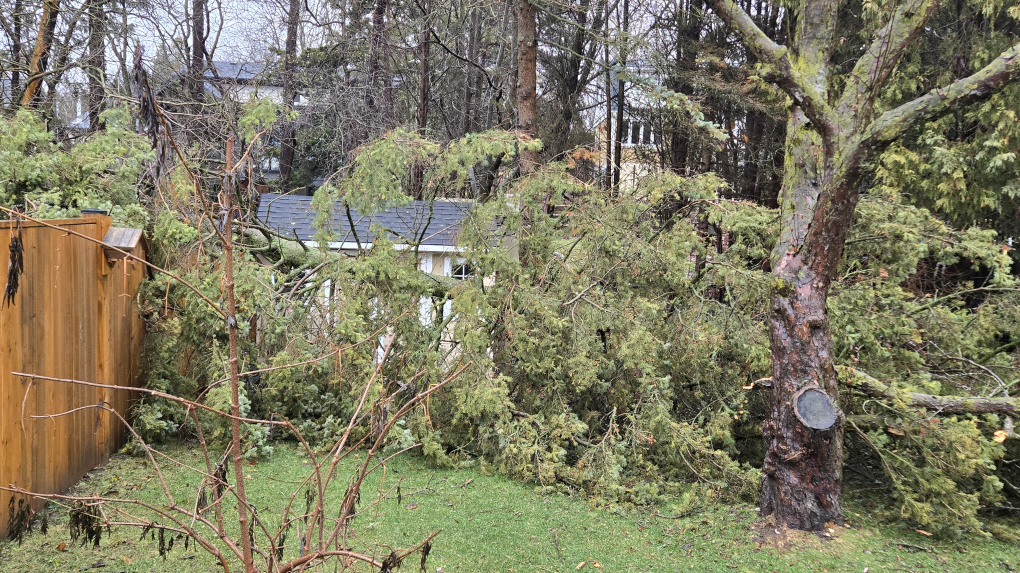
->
[612,0,629,189]
[11,0,23,99]
[278,0,301,189]
[20,0,60,107]
[411,0,431,199]
[86,0,106,132]
[516,0,538,174]
[189,0,206,101]
[762,218,845,529]
[366,0,393,128]
[604,14,613,188]
[462,9,479,137]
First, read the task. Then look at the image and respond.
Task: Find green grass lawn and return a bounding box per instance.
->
[1,442,1017,572]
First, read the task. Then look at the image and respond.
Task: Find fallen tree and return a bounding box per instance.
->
[843,367,1018,417]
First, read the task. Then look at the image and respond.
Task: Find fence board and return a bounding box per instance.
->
[0,215,146,537]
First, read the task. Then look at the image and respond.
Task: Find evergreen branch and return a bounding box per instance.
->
[709,0,837,143]
[907,286,1020,316]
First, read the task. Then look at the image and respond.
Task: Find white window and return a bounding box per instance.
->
[451,261,473,280]
[445,257,473,280]
[439,256,473,319]
[615,119,660,147]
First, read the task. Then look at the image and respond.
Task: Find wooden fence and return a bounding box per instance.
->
[0,213,147,538]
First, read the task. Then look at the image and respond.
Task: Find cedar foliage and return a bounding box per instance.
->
[2,0,1020,541]
[122,128,1017,537]
[2,116,1017,537]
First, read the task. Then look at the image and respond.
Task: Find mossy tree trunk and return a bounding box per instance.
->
[710,0,1020,530]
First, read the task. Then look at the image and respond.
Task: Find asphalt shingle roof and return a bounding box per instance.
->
[256,193,474,248]
[205,61,270,82]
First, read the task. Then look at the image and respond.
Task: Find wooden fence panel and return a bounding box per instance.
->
[0,215,146,537]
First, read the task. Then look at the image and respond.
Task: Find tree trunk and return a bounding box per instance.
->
[20,0,60,107]
[366,0,391,127]
[42,7,85,118]
[759,86,847,526]
[86,0,106,132]
[762,255,844,529]
[516,0,538,174]
[189,0,206,101]
[604,15,612,188]
[411,0,431,199]
[278,0,301,189]
[11,0,23,99]
[612,0,629,188]
[462,9,479,137]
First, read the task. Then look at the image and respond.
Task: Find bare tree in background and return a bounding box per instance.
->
[277,0,301,188]
[85,0,105,130]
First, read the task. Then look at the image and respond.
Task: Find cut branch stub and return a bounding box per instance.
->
[792,386,837,430]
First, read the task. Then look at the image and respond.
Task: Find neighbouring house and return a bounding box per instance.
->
[157,62,324,191]
[157,61,310,108]
[595,110,662,190]
[257,192,473,260]
[587,65,664,191]
[257,192,480,329]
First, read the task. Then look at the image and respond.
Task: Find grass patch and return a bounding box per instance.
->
[1,442,1018,572]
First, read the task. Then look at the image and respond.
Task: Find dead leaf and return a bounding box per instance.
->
[121,557,133,565]
[915,529,933,536]
[994,430,1008,443]
[886,426,905,436]
[879,268,889,279]
[592,561,602,569]
[576,561,586,570]
[406,503,419,510]
[56,542,67,552]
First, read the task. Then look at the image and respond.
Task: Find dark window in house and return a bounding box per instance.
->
[631,122,641,144]
[642,124,653,144]
[451,262,473,280]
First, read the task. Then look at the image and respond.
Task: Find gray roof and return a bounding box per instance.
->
[256,193,474,248]
[156,61,277,97]
[205,61,270,83]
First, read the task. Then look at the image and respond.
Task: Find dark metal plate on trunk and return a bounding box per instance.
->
[793,387,836,430]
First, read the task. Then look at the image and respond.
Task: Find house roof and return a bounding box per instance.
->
[204,61,271,83]
[156,61,278,97]
[256,193,474,252]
